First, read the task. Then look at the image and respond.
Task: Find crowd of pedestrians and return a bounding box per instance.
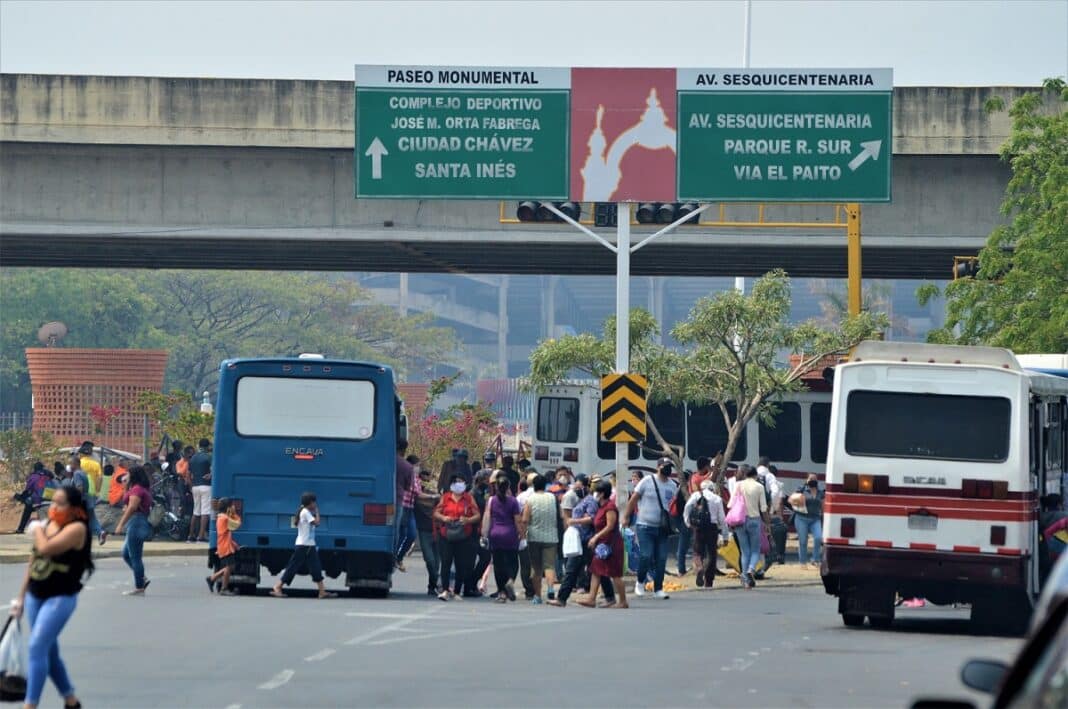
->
[393,442,827,607]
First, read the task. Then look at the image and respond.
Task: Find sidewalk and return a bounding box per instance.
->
[0,532,207,565]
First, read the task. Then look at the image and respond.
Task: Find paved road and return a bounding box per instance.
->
[0,555,1022,708]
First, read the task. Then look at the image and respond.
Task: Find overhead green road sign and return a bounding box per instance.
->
[355,65,570,199]
[676,68,892,202]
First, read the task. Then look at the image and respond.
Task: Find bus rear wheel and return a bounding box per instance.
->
[842,613,865,627]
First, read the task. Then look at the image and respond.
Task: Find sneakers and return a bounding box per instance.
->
[634,581,646,597]
[655,590,670,600]
[98,531,108,546]
[531,596,543,605]
[438,590,452,602]
[504,583,517,602]
[695,575,705,588]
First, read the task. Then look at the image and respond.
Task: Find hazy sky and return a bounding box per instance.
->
[1,0,1065,85]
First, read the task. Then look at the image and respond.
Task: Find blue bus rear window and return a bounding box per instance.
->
[236,376,375,440]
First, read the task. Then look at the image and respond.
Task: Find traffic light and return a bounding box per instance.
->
[953,256,980,280]
[635,202,700,225]
[594,202,617,227]
[516,201,581,222]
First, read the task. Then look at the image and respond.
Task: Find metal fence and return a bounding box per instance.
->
[0,412,33,430]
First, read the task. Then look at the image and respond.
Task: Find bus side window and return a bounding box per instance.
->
[758,402,801,463]
[810,403,831,465]
[642,402,685,460]
[687,403,747,462]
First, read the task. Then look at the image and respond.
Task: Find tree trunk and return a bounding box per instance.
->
[645,414,683,470]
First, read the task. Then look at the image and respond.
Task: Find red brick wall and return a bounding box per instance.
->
[26,348,169,455]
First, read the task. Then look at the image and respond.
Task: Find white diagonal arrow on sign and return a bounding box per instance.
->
[847,140,883,172]
[365,137,388,179]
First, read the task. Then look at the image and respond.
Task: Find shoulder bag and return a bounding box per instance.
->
[650,475,678,536]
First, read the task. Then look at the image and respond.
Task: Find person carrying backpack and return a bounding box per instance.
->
[683,480,728,588]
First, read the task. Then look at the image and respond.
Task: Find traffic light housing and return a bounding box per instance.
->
[516,201,581,222]
[594,202,617,227]
[635,202,700,225]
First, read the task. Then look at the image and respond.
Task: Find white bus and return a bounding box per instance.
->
[821,342,1068,633]
[530,382,832,485]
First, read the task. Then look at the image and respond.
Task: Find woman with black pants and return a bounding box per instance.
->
[433,474,480,601]
[481,475,523,602]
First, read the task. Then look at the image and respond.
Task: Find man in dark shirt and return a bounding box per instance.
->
[499,455,520,493]
[187,439,213,542]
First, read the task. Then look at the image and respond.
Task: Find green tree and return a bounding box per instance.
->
[527,271,886,470]
[0,268,153,410]
[138,271,458,395]
[917,79,1067,351]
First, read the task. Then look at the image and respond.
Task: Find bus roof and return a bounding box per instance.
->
[221,356,394,373]
[851,341,1019,370]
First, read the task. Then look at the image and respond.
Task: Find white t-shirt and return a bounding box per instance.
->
[632,474,678,527]
[516,487,534,511]
[757,465,783,508]
[295,507,316,546]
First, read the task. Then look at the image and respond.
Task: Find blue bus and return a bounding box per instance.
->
[209,355,404,597]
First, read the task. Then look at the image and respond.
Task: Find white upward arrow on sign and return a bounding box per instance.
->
[365,137,388,179]
[847,140,883,172]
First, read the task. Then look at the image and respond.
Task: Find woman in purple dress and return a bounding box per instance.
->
[578,481,628,609]
[481,474,523,602]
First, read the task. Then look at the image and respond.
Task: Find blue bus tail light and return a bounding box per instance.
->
[364,503,395,525]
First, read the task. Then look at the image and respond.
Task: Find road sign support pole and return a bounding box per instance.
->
[615,202,631,500]
[847,203,862,316]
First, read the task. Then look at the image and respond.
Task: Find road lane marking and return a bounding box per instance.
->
[257,669,294,690]
[344,606,440,646]
[224,704,242,709]
[304,648,335,662]
[368,613,575,646]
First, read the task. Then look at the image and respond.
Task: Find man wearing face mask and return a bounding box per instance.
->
[622,458,678,599]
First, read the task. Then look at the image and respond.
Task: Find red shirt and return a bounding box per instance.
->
[690,471,712,494]
[435,492,477,538]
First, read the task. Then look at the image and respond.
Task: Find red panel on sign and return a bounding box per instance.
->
[569,68,677,202]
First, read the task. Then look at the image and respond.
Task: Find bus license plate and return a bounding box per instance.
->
[908,514,938,530]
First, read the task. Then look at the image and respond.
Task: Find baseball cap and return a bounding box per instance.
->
[575,473,589,484]
[658,457,673,467]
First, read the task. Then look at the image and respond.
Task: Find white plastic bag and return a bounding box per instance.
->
[562,526,583,558]
[0,615,28,702]
[562,526,582,558]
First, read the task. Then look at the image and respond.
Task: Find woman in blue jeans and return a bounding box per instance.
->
[115,465,153,594]
[12,483,92,709]
[793,476,824,565]
[731,466,769,589]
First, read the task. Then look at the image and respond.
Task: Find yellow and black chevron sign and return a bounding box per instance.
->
[600,373,648,443]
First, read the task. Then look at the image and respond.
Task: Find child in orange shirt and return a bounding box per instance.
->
[207,498,241,595]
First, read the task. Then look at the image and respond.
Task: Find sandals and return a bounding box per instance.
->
[547,599,564,607]
[269,589,287,598]
[318,592,338,599]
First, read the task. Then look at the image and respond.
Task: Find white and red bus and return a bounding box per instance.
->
[821,342,1068,633]
[530,382,831,486]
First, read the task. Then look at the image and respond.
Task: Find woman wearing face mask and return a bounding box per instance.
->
[11,484,93,709]
[433,473,481,601]
[577,481,628,609]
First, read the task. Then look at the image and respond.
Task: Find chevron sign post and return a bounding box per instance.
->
[600,374,648,443]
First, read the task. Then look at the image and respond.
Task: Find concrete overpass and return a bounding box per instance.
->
[0,74,1050,278]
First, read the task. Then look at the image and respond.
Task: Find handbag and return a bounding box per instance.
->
[788,492,807,514]
[0,615,27,703]
[650,475,678,536]
[725,489,747,528]
[444,493,474,542]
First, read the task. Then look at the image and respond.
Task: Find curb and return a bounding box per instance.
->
[0,546,208,565]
